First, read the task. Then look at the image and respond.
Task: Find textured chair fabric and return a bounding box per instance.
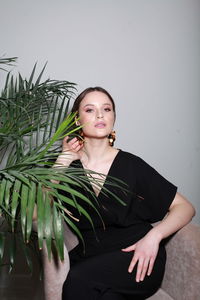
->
[42,222,78,300]
[148,223,200,300]
[42,223,200,300]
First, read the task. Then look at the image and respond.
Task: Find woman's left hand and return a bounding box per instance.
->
[122,230,161,282]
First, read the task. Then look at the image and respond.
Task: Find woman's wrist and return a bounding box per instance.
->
[53,151,74,168]
[147,226,163,244]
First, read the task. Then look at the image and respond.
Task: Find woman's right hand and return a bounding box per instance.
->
[54,136,84,167]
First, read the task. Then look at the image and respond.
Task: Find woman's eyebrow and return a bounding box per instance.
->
[83,104,95,107]
[83,103,111,108]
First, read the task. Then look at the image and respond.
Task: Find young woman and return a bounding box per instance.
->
[56,87,195,300]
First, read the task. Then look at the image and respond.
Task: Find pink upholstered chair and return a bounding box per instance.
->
[1,222,199,299]
[42,222,200,300]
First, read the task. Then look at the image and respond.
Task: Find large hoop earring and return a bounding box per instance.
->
[108,131,116,147]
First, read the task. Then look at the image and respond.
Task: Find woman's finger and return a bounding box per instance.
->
[127,253,138,273]
[67,137,78,145]
[62,137,78,151]
[62,136,70,150]
[73,143,83,152]
[139,257,149,281]
[147,256,155,276]
[63,136,69,143]
[70,140,80,150]
[121,244,136,252]
[135,257,145,282]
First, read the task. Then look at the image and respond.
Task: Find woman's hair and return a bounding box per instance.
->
[71,86,116,118]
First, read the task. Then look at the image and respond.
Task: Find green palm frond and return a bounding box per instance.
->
[0,56,17,72]
[0,59,129,271]
[0,61,79,267]
[0,63,76,164]
[0,118,128,263]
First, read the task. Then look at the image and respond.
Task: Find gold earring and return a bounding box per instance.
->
[75,115,80,126]
[79,130,85,145]
[108,131,116,146]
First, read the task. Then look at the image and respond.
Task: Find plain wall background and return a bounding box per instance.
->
[1,0,199,223]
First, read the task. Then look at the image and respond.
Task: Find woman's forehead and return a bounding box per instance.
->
[80,91,113,107]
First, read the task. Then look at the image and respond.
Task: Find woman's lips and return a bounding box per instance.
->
[95,122,106,128]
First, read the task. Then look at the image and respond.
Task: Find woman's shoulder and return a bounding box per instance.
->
[118,149,154,171]
[118,149,143,163]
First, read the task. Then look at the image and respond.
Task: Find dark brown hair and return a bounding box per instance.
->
[71,86,116,118]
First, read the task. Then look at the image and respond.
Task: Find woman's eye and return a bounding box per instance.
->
[85,108,93,113]
[104,107,111,112]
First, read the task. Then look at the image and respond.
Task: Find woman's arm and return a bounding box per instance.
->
[150,192,195,241]
[53,136,83,168]
[32,136,83,220]
[51,136,84,184]
[122,192,195,282]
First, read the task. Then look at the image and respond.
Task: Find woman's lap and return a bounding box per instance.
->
[62,246,166,300]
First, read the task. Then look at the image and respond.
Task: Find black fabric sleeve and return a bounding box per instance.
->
[134,157,177,223]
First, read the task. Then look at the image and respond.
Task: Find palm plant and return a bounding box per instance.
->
[0,57,127,272]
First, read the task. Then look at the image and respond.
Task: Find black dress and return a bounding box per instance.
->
[62,150,177,300]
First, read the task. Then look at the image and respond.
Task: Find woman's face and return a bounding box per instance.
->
[77,91,115,140]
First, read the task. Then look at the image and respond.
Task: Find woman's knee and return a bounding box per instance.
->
[62,265,92,296]
[62,270,95,300]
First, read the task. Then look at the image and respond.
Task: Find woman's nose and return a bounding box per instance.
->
[97,110,103,118]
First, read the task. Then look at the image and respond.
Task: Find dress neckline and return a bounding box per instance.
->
[79,149,121,198]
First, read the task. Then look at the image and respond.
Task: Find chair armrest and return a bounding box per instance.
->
[161,223,200,300]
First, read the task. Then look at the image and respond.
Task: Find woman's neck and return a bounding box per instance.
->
[82,138,115,164]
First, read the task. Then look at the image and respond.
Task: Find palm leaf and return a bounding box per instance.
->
[4,180,12,211]
[52,203,64,260]
[43,191,52,260]
[0,60,128,270]
[0,56,17,72]
[20,184,29,242]
[11,179,21,231]
[8,233,16,273]
[53,192,95,231]
[0,232,5,266]
[26,182,36,243]
[0,178,7,214]
[36,183,45,250]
